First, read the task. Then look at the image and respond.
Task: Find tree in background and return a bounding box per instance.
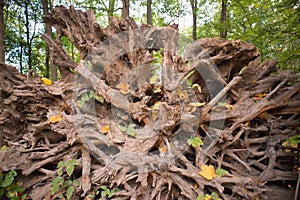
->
[190,0,198,41]
[122,0,129,19]
[147,0,152,25]
[41,0,57,81]
[219,0,227,39]
[0,1,5,63]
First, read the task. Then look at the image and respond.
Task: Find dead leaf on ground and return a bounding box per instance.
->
[199,164,216,180]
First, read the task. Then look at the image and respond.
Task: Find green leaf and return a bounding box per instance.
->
[127,124,135,137]
[63,180,73,188]
[0,188,4,197]
[216,168,228,177]
[196,194,205,200]
[0,145,9,151]
[57,161,64,169]
[66,186,74,200]
[218,102,227,107]
[73,179,80,187]
[100,185,107,190]
[66,159,79,177]
[1,173,15,188]
[21,194,27,200]
[152,102,160,110]
[187,137,204,148]
[119,125,127,132]
[57,161,64,176]
[101,190,107,197]
[51,183,59,194]
[82,93,89,102]
[69,67,78,75]
[89,90,95,98]
[94,95,104,103]
[211,192,219,200]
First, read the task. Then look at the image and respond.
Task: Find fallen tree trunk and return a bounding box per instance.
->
[0,6,299,200]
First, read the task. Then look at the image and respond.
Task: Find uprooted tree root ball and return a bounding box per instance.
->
[0,6,299,200]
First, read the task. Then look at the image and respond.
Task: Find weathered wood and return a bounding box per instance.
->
[0,6,299,200]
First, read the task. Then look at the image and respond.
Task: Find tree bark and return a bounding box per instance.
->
[108,0,115,22]
[220,0,227,39]
[41,0,56,80]
[121,0,129,19]
[190,0,197,41]
[24,1,32,73]
[147,0,152,25]
[0,1,5,63]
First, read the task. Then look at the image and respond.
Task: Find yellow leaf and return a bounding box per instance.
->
[192,83,202,92]
[183,90,189,102]
[193,183,199,189]
[41,77,52,86]
[158,141,168,154]
[199,164,216,180]
[150,73,159,84]
[152,110,159,121]
[153,86,161,93]
[225,104,235,111]
[49,115,62,124]
[254,93,267,100]
[101,125,110,134]
[204,195,212,200]
[116,82,130,94]
[177,85,183,97]
[190,102,206,107]
[152,101,160,110]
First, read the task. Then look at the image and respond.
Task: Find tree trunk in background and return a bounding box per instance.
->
[41,0,57,81]
[190,0,197,41]
[108,0,115,19]
[24,1,32,74]
[147,0,152,25]
[122,0,129,19]
[0,1,5,63]
[220,0,227,39]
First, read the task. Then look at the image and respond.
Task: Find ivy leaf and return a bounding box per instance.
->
[66,164,74,176]
[211,192,221,200]
[199,164,216,180]
[100,185,107,190]
[66,159,79,177]
[51,177,63,194]
[119,125,127,132]
[127,124,135,137]
[216,168,229,177]
[73,179,80,187]
[89,90,95,98]
[0,171,16,187]
[94,95,104,103]
[82,93,90,102]
[187,137,203,148]
[66,186,74,200]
